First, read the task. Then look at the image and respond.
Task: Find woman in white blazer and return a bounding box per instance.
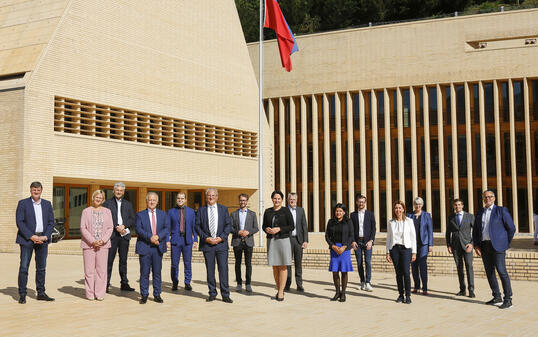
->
[386,200,417,304]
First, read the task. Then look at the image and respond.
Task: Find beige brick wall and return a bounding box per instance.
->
[0,89,24,252]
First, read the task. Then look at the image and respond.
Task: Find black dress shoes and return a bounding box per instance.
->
[37,293,55,301]
[396,295,404,303]
[121,284,135,291]
[456,290,466,296]
[222,297,233,303]
[206,295,216,302]
[330,292,341,301]
[468,290,476,298]
[499,299,513,309]
[18,296,26,304]
[297,286,305,292]
[154,295,164,303]
[139,296,148,304]
[405,297,412,304]
[172,283,178,291]
[486,297,503,306]
[184,283,192,291]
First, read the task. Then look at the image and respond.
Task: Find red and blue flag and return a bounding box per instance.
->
[264,0,299,72]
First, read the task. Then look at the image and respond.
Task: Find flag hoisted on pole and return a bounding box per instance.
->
[264,0,299,72]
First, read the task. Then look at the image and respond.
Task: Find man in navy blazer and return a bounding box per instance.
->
[351,194,376,292]
[135,192,170,304]
[167,192,198,291]
[195,188,233,303]
[15,181,55,304]
[472,189,516,309]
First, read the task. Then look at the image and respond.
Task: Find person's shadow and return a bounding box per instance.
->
[0,287,33,301]
[57,285,86,299]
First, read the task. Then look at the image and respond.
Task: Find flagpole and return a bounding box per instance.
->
[258,0,264,248]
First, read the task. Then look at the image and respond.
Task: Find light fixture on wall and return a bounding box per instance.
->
[524,38,536,45]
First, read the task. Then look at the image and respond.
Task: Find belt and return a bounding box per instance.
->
[35,232,44,236]
[359,237,365,241]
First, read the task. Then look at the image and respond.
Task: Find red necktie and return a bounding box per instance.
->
[151,210,157,235]
[180,208,184,233]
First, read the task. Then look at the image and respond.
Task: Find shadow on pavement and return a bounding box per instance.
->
[0,287,28,301]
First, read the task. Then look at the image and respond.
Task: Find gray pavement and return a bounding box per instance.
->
[0,253,536,336]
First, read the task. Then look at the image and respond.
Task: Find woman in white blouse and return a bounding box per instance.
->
[386,200,417,304]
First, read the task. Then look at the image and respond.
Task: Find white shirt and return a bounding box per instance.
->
[386,217,417,254]
[239,208,248,231]
[482,205,494,241]
[358,210,365,237]
[147,208,157,232]
[289,206,297,236]
[207,204,219,238]
[33,199,44,233]
[116,198,123,225]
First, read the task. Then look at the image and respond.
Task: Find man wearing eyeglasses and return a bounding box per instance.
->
[472,190,515,309]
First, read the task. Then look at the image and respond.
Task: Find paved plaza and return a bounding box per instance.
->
[0,253,536,336]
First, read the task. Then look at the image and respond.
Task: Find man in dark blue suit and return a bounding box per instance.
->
[195,188,233,303]
[472,189,516,309]
[350,194,376,292]
[15,181,55,304]
[167,192,198,291]
[135,192,170,304]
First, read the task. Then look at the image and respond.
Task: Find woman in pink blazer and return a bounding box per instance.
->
[80,189,113,300]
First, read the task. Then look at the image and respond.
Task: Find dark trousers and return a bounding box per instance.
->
[411,244,429,291]
[452,244,474,292]
[170,236,193,285]
[481,240,512,301]
[203,249,230,297]
[286,236,303,287]
[354,241,373,283]
[18,243,48,296]
[139,247,163,297]
[107,235,130,287]
[390,245,412,297]
[233,241,253,285]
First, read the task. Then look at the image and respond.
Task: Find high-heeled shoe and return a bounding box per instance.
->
[275,292,284,301]
[331,292,341,301]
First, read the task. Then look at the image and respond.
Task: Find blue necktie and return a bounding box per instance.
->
[457,213,461,227]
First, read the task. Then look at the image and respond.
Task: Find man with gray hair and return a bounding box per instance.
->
[103,182,136,292]
[285,192,309,292]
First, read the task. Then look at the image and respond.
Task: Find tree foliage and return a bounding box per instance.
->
[235,0,534,43]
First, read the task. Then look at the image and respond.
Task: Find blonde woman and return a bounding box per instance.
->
[80,190,113,300]
[386,200,417,304]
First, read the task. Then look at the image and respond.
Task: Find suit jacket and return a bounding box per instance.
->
[15,197,55,246]
[231,208,259,247]
[195,204,232,252]
[325,218,354,251]
[350,209,376,243]
[102,197,135,240]
[135,208,170,255]
[407,211,434,247]
[473,205,515,252]
[446,211,475,250]
[289,206,309,244]
[168,206,198,246]
[80,207,114,249]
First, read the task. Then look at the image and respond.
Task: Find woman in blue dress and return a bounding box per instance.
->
[325,203,354,302]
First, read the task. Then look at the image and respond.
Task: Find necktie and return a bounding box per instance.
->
[457,213,461,227]
[179,208,184,233]
[151,210,157,235]
[209,206,216,238]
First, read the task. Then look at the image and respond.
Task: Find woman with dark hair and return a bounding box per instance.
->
[325,203,354,302]
[386,200,417,304]
[262,190,294,301]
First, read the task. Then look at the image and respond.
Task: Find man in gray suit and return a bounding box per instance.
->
[285,192,309,292]
[231,193,259,293]
[446,198,475,298]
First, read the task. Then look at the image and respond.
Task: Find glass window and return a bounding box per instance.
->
[458,135,467,177]
[475,134,481,178]
[432,189,441,231]
[404,138,411,179]
[329,94,336,131]
[377,91,385,127]
[353,93,360,130]
[429,87,438,126]
[515,132,526,176]
[403,89,410,128]
[518,188,529,232]
[446,136,452,178]
[472,84,479,124]
[187,191,202,211]
[504,133,511,176]
[513,80,524,121]
[420,137,425,179]
[445,86,451,125]
[456,85,465,124]
[430,138,439,178]
[484,83,494,123]
[165,191,179,211]
[532,80,538,121]
[330,143,336,181]
[394,139,399,179]
[535,132,538,176]
[486,134,496,177]
[68,187,88,237]
[379,191,387,232]
[354,140,360,184]
[501,82,509,122]
[379,139,386,179]
[53,186,65,221]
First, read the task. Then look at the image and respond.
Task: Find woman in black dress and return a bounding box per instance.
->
[325,203,354,302]
[262,190,294,301]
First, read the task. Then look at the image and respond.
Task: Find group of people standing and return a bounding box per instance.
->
[15,181,516,309]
